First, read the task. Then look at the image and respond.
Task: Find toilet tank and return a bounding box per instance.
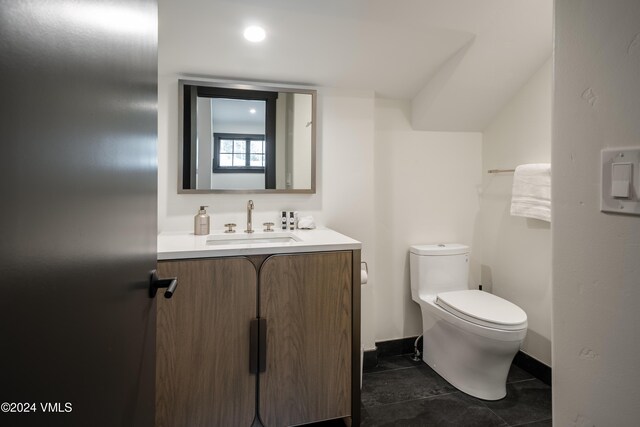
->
[410,244,470,299]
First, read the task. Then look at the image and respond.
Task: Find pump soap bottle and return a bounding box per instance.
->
[194,206,210,235]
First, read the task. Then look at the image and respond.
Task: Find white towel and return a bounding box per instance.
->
[510,163,551,222]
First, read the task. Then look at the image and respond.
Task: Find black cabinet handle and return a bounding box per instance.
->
[149,270,178,299]
[258,318,267,373]
[249,318,267,374]
[250,319,259,374]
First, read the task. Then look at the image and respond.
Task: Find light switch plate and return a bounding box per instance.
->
[611,162,632,198]
[601,148,640,215]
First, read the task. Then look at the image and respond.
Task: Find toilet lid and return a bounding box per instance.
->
[435,290,527,331]
[410,243,469,256]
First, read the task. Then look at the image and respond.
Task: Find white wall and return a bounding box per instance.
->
[480,58,552,365]
[292,93,312,189]
[321,89,377,351]
[374,98,483,341]
[276,95,287,189]
[196,97,212,189]
[553,0,640,424]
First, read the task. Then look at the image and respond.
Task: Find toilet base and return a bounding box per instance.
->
[422,313,523,401]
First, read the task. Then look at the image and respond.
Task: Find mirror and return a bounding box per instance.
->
[179,79,316,193]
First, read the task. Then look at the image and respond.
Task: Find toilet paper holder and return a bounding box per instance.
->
[360,261,368,285]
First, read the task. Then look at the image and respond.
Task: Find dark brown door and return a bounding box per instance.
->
[0,1,158,426]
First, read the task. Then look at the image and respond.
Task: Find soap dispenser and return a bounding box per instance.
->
[194,206,210,235]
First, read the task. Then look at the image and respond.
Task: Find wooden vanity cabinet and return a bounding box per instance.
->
[260,252,353,426]
[155,257,257,427]
[155,250,360,427]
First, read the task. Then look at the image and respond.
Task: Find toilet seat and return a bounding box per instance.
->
[435,290,527,331]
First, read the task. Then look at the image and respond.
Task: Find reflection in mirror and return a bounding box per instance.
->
[179,80,316,193]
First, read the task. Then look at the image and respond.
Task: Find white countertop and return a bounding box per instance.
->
[157,227,361,260]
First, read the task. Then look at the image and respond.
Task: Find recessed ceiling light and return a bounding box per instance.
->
[244,25,266,43]
[249,108,257,114]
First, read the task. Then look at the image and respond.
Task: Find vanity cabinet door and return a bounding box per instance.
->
[156,258,257,427]
[259,251,352,427]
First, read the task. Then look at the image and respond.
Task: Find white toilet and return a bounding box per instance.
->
[409,243,527,400]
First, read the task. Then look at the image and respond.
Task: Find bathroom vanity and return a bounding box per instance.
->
[155,229,361,427]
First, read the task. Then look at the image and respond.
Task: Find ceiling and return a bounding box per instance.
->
[159,0,552,131]
[211,98,266,130]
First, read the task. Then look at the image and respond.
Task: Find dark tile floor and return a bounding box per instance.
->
[358,354,552,427]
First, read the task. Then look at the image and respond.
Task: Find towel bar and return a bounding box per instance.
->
[487,169,515,174]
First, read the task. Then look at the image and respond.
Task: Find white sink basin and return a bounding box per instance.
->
[206,232,302,246]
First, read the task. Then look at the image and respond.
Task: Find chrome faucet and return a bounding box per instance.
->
[245,200,254,233]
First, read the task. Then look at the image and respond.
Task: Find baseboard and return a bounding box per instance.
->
[364,337,551,387]
[513,351,551,386]
[363,336,421,370]
[362,349,378,370]
[376,336,421,357]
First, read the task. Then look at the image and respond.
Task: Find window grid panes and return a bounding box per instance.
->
[214,134,265,172]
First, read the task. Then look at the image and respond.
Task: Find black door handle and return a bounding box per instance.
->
[149,270,178,299]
